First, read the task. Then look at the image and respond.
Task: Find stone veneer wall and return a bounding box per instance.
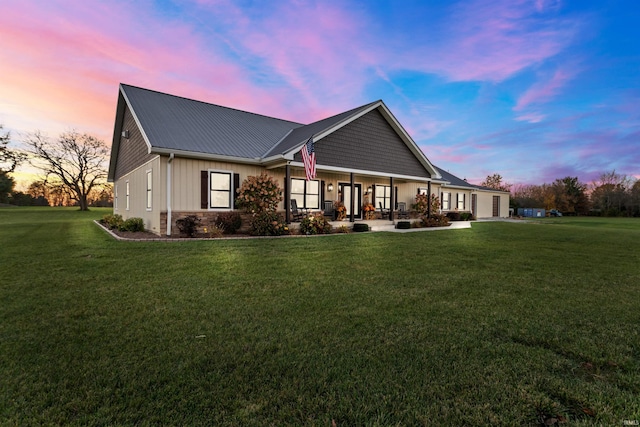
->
[160,211,254,237]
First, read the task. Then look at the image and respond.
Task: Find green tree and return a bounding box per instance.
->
[24,130,108,211]
[0,172,15,203]
[551,176,589,215]
[590,170,632,216]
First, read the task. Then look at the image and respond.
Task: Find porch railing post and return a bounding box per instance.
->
[427,181,432,219]
[350,172,355,223]
[285,164,291,224]
[389,176,394,221]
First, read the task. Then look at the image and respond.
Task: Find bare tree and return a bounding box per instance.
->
[24,130,109,211]
[481,173,512,192]
[1,124,25,173]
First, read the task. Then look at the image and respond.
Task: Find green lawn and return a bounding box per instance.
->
[1,208,639,426]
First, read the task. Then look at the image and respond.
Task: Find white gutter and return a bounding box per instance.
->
[166,153,174,236]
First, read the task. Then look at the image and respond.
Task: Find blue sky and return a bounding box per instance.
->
[1,0,638,186]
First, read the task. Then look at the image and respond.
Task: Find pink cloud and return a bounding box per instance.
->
[0,0,298,141]
[404,0,582,82]
[514,66,578,111]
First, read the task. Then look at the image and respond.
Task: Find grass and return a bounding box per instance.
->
[1,208,639,426]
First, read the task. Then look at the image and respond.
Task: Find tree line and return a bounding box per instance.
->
[482,173,640,217]
[1,124,112,210]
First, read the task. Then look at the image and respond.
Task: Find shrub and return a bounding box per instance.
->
[396,221,411,229]
[336,224,351,234]
[460,212,475,221]
[176,215,201,237]
[203,224,224,238]
[235,173,282,215]
[299,213,332,235]
[249,211,288,236]
[102,214,123,230]
[412,193,440,216]
[121,217,145,232]
[352,223,369,232]
[215,211,242,234]
[446,211,461,221]
[422,213,450,227]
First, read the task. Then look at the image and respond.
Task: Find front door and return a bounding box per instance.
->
[339,183,362,219]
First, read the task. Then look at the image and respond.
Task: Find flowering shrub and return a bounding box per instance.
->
[334,200,347,220]
[299,213,332,235]
[412,193,440,216]
[249,211,289,236]
[422,213,450,228]
[235,173,282,215]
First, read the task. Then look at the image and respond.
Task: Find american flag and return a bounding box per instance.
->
[301,137,316,181]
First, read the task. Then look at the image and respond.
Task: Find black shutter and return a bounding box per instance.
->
[201,171,208,209]
[232,173,240,209]
[372,184,376,207]
[320,180,325,206]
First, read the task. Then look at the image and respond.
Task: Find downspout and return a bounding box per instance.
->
[166,153,174,236]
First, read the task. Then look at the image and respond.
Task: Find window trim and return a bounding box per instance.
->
[375,184,392,209]
[291,178,320,210]
[146,169,153,211]
[208,169,233,210]
[457,192,465,210]
[125,181,130,211]
[441,191,450,210]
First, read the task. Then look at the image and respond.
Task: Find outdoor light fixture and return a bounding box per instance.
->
[367,186,372,194]
[327,183,334,192]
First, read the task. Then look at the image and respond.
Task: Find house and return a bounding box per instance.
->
[108,84,509,236]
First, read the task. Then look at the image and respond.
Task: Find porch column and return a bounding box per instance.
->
[389,176,394,221]
[427,181,432,219]
[285,164,291,224]
[349,172,355,223]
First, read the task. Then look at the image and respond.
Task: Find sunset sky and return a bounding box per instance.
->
[1,0,638,186]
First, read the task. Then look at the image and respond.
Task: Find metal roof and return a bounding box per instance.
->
[120,84,303,159]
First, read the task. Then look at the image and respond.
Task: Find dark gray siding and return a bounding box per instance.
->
[114,106,156,180]
[295,109,430,178]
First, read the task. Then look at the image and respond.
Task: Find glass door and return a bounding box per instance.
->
[339,183,362,219]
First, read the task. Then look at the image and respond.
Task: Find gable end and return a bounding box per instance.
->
[294,109,431,178]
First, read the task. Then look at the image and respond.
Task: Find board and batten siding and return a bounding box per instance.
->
[113,156,161,233]
[474,190,509,218]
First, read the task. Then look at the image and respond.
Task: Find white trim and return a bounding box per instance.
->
[145,169,153,211]
[120,85,153,154]
[208,169,234,210]
[125,180,130,211]
[288,161,433,182]
[153,147,262,165]
[113,156,160,181]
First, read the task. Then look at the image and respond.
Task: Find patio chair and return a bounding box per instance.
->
[397,202,410,219]
[291,199,309,222]
[378,202,390,220]
[323,200,335,221]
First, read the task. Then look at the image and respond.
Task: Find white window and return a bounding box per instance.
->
[375,185,391,209]
[209,171,232,209]
[126,181,130,211]
[291,178,319,209]
[457,193,465,210]
[114,185,118,210]
[441,192,450,210]
[146,170,152,210]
